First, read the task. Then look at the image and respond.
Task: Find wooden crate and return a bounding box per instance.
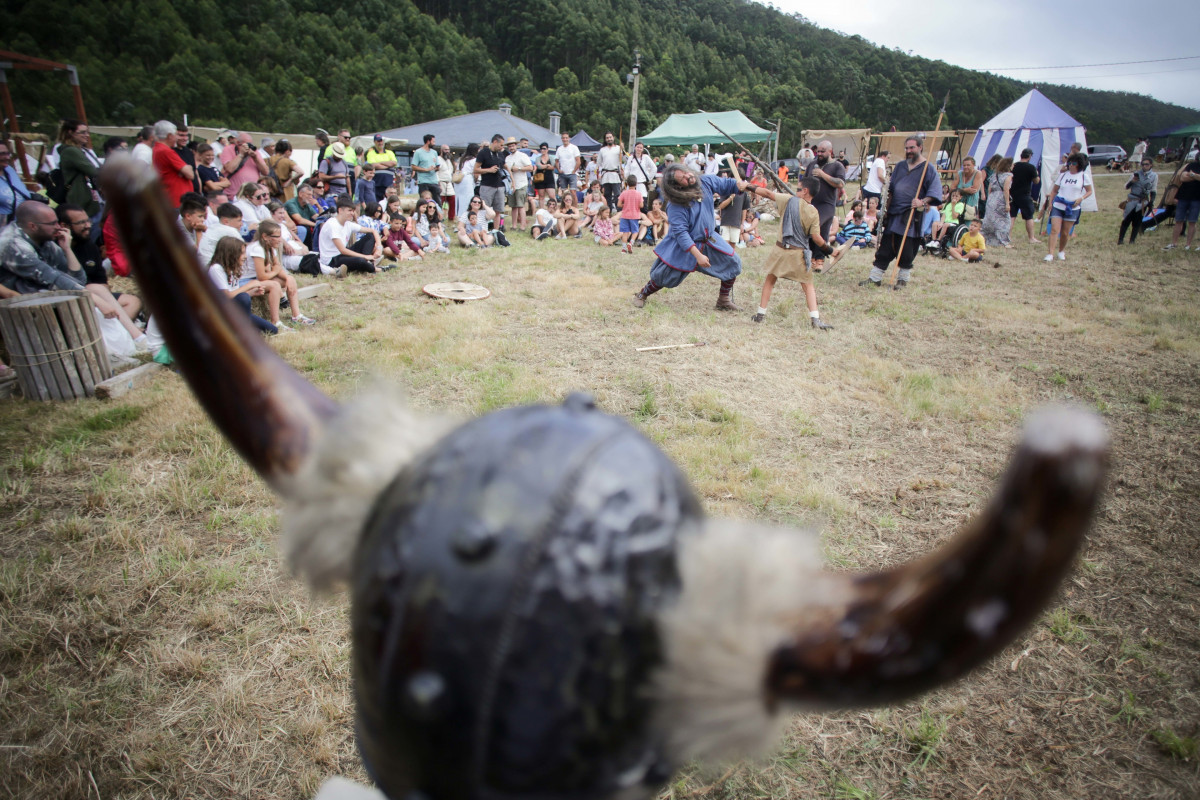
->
[0,290,112,401]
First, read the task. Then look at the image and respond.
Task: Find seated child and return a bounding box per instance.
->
[836,209,872,247]
[948,218,985,262]
[931,189,964,243]
[460,210,493,248]
[592,206,619,246]
[583,186,606,229]
[863,196,880,233]
[384,215,424,261]
[741,207,765,247]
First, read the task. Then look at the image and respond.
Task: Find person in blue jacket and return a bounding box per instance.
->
[632,163,751,310]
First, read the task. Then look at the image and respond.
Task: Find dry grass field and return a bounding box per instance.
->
[1,173,1198,799]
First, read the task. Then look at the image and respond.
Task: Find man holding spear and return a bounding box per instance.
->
[859,135,943,291]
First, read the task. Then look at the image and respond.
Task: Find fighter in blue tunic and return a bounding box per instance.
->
[632,163,751,310]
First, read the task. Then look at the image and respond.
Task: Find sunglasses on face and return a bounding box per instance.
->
[255,193,269,200]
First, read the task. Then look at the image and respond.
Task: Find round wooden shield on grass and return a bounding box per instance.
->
[422,282,491,302]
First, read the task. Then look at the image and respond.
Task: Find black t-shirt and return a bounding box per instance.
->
[70,236,106,285]
[1010,161,1039,199]
[197,164,222,190]
[175,146,201,192]
[476,147,507,188]
[1176,162,1200,202]
[803,158,846,212]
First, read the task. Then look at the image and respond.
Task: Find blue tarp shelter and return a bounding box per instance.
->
[571,130,601,152]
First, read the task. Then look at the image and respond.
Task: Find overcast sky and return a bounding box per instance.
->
[771,0,1199,112]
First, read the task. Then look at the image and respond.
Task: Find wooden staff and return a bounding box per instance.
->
[885,93,950,287]
[709,121,794,196]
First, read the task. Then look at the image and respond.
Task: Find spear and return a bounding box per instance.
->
[885,92,950,287]
[709,120,794,196]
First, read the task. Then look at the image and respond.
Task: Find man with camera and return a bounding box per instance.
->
[220,131,268,202]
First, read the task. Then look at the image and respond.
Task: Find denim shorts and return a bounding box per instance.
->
[1049,199,1081,223]
[619,218,640,234]
[1176,198,1200,224]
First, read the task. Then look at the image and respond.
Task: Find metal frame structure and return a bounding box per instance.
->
[0,50,87,184]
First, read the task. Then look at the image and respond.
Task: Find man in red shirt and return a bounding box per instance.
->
[150,120,195,208]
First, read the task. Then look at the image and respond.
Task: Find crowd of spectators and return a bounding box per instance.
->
[3,116,1198,381]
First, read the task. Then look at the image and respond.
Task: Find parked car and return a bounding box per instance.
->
[768,158,801,180]
[1086,144,1126,167]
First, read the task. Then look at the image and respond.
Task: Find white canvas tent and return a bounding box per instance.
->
[967,89,1097,212]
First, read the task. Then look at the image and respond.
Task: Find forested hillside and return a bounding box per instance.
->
[2,0,1192,152]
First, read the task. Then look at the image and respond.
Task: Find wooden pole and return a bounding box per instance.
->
[884,93,949,287]
[709,121,793,196]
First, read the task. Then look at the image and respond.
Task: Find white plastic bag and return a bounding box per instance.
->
[95,307,136,358]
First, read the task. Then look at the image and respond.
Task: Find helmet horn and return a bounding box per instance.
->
[765,407,1108,708]
[99,159,337,491]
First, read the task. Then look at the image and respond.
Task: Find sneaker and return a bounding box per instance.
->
[536,230,551,241]
[811,317,834,330]
[858,278,882,288]
[736,241,746,249]
[279,296,290,310]
[133,335,151,353]
[555,234,566,240]
[291,315,316,326]
[1163,244,1176,251]
[751,313,764,323]
[438,246,450,253]
[1043,254,1054,262]
[1057,251,1066,261]
[273,323,292,335]
[573,232,582,239]
[336,264,348,279]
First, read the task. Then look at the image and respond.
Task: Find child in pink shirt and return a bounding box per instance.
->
[618,175,643,254]
[593,206,618,246]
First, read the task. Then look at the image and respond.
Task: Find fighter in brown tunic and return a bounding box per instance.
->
[745,176,834,330]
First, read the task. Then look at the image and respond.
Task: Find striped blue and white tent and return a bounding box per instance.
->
[967,89,1097,212]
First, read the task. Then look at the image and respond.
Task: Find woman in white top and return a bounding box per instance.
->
[1041,153,1093,262]
[233,182,272,231]
[452,144,478,219]
[247,221,314,325]
[269,202,309,271]
[207,236,280,334]
[862,151,887,201]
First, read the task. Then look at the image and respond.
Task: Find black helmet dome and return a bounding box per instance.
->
[351,394,702,800]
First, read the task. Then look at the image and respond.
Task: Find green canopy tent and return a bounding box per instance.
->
[637,110,771,147]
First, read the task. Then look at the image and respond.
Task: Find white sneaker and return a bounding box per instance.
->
[1043,254,1054,262]
[133,335,150,353]
[1057,251,1066,260]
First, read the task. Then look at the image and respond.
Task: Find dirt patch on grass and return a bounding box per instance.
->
[2,176,1198,798]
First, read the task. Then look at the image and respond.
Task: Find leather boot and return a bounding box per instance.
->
[715,295,739,311]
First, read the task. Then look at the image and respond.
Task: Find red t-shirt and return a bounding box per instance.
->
[619,188,643,219]
[102,213,130,277]
[152,142,191,207]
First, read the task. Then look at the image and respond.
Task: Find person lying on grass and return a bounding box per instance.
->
[948,218,986,262]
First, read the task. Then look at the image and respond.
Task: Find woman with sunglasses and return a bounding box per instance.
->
[456,195,494,248]
[234,182,272,232]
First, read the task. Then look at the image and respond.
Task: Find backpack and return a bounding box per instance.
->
[263,155,285,199]
[42,167,77,205]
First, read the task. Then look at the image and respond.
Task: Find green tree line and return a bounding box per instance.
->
[2,0,1193,155]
